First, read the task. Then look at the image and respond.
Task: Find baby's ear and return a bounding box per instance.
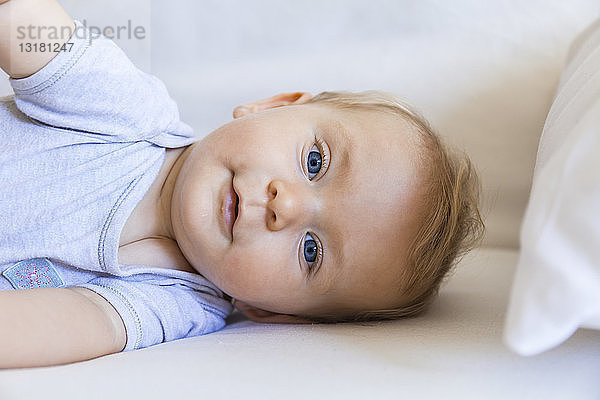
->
[232,92,313,119]
[234,300,314,324]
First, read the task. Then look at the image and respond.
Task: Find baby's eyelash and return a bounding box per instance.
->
[309,241,323,278]
[314,136,330,172]
[305,232,324,278]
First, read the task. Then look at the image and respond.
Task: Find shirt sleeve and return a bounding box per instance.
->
[76,273,233,351]
[8,20,197,147]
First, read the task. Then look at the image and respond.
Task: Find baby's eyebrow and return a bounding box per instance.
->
[319,223,346,290]
[322,119,354,188]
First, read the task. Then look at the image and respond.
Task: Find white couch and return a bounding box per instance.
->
[1,1,600,399]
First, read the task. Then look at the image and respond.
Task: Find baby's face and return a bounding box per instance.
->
[172,103,425,317]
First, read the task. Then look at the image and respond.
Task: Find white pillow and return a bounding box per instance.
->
[504,18,600,356]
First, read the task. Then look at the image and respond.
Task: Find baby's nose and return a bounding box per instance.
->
[266,179,314,231]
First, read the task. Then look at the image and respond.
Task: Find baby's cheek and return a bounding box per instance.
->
[220,250,259,281]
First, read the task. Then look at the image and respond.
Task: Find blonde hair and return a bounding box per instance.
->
[303,90,485,323]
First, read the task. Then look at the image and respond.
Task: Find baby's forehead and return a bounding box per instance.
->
[306,106,427,201]
[311,126,426,302]
[317,105,422,145]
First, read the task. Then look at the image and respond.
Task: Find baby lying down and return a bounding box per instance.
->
[0,0,484,368]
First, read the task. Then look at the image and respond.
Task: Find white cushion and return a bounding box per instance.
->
[504,18,600,356]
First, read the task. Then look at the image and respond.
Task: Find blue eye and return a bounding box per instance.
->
[307,145,322,180]
[303,232,320,267]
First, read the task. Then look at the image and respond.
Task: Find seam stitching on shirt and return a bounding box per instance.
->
[26,115,122,143]
[13,39,91,95]
[91,282,143,350]
[201,302,230,320]
[98,176,142,271]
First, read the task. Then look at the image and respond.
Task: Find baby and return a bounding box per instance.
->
[0,0,484,368]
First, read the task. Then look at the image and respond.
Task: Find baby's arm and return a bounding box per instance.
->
[3,0,195,145]
[0,0,75,78]
[0,287,126,368]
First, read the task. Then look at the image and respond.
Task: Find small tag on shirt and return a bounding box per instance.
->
[2,258,64,289]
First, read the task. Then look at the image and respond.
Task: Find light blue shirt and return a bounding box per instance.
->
[0,20,233,351]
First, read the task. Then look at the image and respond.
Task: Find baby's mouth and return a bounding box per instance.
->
[222,177,239,240]
[234,189,239,223]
